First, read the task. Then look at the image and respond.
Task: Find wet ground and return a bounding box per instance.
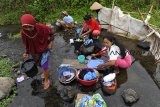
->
[0,25,160,107]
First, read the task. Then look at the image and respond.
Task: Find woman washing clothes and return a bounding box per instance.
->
[80,14,101,39]
[58,11,74,31]
[92,35,132,73]
[21,14,54,89]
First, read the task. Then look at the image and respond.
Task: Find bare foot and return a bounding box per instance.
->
[44,80,50,89]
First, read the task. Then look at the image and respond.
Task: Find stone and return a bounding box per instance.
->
[153,63,160,87]
[0,77,15,100]
[57,85,76,102]
[121,88,139,106]
[137,41,150,51]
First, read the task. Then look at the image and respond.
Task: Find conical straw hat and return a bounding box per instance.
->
[90,2,103,10]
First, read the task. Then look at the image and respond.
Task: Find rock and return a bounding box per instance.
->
[0,77,15,100]
[153,63,160,88]
[137,41,150,51]
[121,88,139,106]
[57,85,76,102]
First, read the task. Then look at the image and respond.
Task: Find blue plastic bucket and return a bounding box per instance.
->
[78,55,85,63]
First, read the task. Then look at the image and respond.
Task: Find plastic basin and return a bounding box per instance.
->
[76,68,100,86]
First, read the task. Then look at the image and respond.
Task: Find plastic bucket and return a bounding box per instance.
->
[21,59,38,78]
[78,55,85,63]
[58,66,76,84]
[76,68,100,86]
[101,79,117,95]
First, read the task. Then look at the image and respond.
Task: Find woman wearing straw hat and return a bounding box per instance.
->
[90,2,103,23]
[57,11,74,31]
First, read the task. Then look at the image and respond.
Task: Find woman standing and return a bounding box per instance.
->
[21,14,54,89]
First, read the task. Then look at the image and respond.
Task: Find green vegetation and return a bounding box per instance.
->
[0,55,16,107]
[1,0,160,27]
[0,56,13,77]
[8,33,21,40]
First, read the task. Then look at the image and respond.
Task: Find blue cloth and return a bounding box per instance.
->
[83,39,93,47]
[76,28,81,34]
[58,66,71,77]
[79,96,92,107]
[95,100,103,107]
[83,71,96,80]
[63,15,74,24]
[87,59,105,69]
[41,50,50,66]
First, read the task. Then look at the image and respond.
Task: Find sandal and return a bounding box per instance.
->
[44,80,50,90]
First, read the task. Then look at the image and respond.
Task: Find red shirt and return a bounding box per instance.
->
[84,19,100,31]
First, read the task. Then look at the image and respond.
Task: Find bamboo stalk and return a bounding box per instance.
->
[149,5,153,14]
[137,8,145,23]
[112,0,116,9]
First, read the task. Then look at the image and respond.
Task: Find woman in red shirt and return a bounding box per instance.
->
[21,14,54,89]
[80,14,101,39]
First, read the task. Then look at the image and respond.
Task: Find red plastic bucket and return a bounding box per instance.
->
[101,79,117,95]
[76,68,100,86]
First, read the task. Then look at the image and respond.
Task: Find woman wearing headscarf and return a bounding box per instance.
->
[21,14,54,89]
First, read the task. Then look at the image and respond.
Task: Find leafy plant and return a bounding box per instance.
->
[0,57,16,107]
[0,57,13,77]
[8,33,21,40]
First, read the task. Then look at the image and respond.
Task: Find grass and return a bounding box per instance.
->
[8,33,21,40]
[0,56,13,77]
[0,10,22,25]
[0,55,16,107]
[1,3,160,28]
[45,7,93,24]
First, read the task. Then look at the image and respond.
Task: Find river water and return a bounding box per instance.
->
[0,25,159,107]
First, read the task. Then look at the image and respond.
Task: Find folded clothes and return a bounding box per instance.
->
[103,73,116,82]
[103,81,114,87]
[83,71,97,81]
[83,39,93,47]
[87,59,104,69]
[78,93,107,107]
